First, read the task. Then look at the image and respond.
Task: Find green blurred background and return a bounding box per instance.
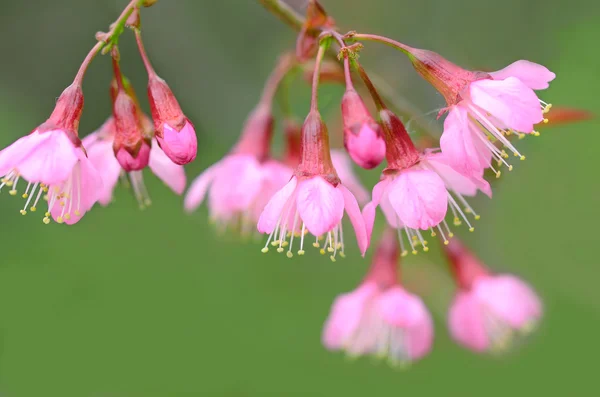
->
[0,0,599,396]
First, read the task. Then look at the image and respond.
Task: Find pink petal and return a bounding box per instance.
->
[183,160,222,212]
[3,130,79,185]
[339,184,369,256]
[296,177,344,237]
[388,168,448,230]
[149,139,187,195]
[469,77,544,133]
[344,123,386,169]
[362,178,390,239]
[257,177,298,234]
[376,287,434,360]
[330,150,369,205]
[208,155,263,219]
[448,292,489,352]
[441,106,490,175]
[85,135,121,206]
[490,60,555,90]
[250,160,293,221]
[426,153,492,198]
[474,275,542,328]
[322,282,379,350]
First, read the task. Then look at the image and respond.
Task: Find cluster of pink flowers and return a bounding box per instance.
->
[1,0,575,367]
[0,2,195,222]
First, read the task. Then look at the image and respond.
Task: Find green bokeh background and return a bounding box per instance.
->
[0,0,599,396]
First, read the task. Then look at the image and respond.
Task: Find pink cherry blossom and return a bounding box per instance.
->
[363,152,491,254]
[322,228,433,365]
[83,119,186,208]
[185,154,291,233]
[257,175,368,260]
[440,61,555,175]
[323,283,433,365]
[0,129,102,224]
[449,275,542,353]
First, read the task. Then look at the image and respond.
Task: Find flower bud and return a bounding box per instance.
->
[147,74,197,165]
[232,104,274,161]
[341,89,386,169]
[113,90,151,171]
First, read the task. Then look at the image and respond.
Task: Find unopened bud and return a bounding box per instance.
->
[147,75,197,165]
[341,89,385,169]
[113,90,151,171]
[233,104,274,161]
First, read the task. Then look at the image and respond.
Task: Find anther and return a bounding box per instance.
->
[276,247,284,253]
[520,155,526,161]
[469,227,475,232]
[298,250,305,255]
[43,217,50,224]
[9,189,17,196]
[286,251,293,258]
[330,256,336,262]
[319,249,326,255]
[261,247,269,253]
[20,210,26,215]
[312,242,320,248]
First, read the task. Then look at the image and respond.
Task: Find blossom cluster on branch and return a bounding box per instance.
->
[0,0,591,367]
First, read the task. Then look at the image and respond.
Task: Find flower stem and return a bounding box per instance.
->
[310,38,330,111]
[259,53,298,109]
[355,62,388,112]
[134,28,157,78]
[73,0,141,86]
[351,33,412,55]
[257,0,304,30]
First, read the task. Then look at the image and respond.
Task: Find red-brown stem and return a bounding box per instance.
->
[355,62,386,111]
[259,53,297,109]
[443,239,490,290]
[352,33,412,55]
[134,28,157,78]
[112,55,125,91]
[73,41,103,86]
[310,40,328,111]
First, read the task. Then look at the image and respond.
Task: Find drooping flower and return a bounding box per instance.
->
[0,83,102,224]
[185,104,286,233]
[257,110,368,259]
[135,28,198,165]
[147,74,197,165]
[341,89,386,169]
[322,228,433,365]
[83,116,186,208]
[363,109,490,254]
[444,239,543,353]
[406,49,555,175]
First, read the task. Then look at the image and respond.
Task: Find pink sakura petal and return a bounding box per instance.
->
[474,275,542,328]
[469,77,544,133]
[362,178,390,240]
[149,139,187,195]
[330,149,369,205]
[0,130,50,176]
[388,168,448,230]
[9,130,79,185]
[448,291,489,352]
[84,134,121,206]
[296,176,344,237]
[490,60,555,90]
[250,160,293,221]
[376,287,434,360]
[257,177,298,234]
[184,160,222,213]
[208,155,264,219]
[50,151,102,225]
[339,184,369,256]
[441,106,490,175]
[426,153,492,198]
[322,282,379,350]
